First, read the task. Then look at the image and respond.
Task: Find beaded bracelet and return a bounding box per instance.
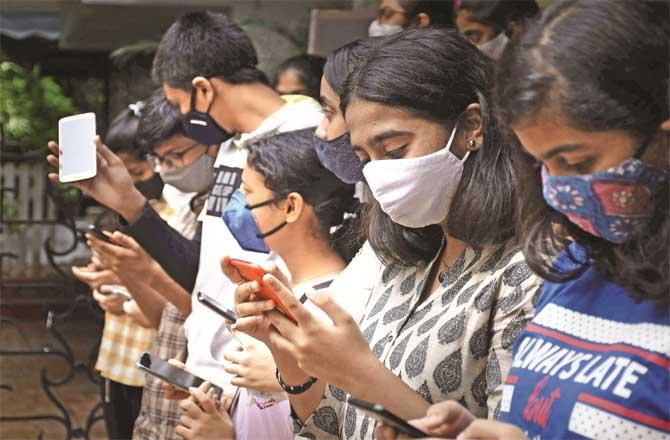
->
[275,368,318,394]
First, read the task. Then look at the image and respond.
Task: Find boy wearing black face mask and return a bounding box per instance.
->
[76,101,198,440]
[46,11,323,440]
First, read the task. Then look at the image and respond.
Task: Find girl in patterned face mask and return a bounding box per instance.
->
[227,27,542,440]
[378,2,669,440]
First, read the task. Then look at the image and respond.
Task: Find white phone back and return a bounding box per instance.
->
[58,112,97,182]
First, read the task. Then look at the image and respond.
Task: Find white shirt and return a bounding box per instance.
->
[184,97,324,387]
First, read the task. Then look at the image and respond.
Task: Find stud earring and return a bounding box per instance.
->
[468,139,476,148]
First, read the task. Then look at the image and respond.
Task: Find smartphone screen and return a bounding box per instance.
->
[58,113,97,182]
[348,397,428,438]
[136,352,223,396]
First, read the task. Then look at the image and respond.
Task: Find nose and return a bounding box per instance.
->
[315,118,328,140]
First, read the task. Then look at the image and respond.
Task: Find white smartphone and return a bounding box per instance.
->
[58,113,97,182]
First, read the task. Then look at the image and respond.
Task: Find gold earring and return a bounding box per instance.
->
[468,139,476,148]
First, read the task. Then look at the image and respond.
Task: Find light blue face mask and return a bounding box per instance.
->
[222,190,287,253]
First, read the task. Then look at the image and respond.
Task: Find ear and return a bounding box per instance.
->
[191,76,215,112]
[284,192,304,224]
[660,119,670,132]
[417,12,430,28]
[461,103,484,152]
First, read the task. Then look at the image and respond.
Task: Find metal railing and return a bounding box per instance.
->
[1,150,105,440]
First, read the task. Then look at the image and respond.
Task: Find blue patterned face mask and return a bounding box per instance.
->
[541,158,667,243]
[313,132,364,184]
[222,190,287,253]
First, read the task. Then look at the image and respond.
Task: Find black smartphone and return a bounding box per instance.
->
[348,397,429,438]
[81,224,113,244]
[197,292,237,323]
[136,352,223,396]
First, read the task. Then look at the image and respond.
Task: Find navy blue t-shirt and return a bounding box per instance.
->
[499,246,670,439]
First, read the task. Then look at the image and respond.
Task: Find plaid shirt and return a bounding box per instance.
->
[133,303,187,440]
[133,189,198,440]
[96,313,155,387]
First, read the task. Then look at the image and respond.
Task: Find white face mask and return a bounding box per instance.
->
[368,19,404,37]
[478,32,509,60]
[362,125,470,228]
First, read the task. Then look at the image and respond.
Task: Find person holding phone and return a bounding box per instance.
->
[71,103,160,440]
[83,92,215,440]
[377,1,670,439]
[47,14,323,417]
[231,27,542,440]
[179,128,359,440]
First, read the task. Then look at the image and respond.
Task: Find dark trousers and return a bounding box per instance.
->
[100,377,143,440]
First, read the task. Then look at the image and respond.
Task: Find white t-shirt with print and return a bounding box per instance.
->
[183,98,323,387]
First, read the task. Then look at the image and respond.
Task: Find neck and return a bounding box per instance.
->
[225,83,286,134]
[440,224,467,268]
[277,235,345,286]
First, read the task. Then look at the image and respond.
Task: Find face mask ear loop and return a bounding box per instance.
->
[246,197,280,211]
[256,220,288,239]
[189,87,198,112]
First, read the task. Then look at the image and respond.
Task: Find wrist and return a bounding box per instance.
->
[270,348,309,383]
[119,189,146,224]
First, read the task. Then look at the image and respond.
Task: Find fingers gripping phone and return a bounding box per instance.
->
[58,113,97,182]
[136,352,223,396]
[79,224,113,244]
[348,397,429,438]
[228,258,297,323]
[197,292,237,323]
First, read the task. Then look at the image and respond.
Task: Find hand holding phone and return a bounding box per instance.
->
[228,258,297,323]
[102,285,131,301]
[136,353,223,397]
[58,113,97,183]
[79,224,114,244]
[348,397,429,438]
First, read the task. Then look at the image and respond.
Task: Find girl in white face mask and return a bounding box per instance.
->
[230,27,541,440]
[368,0,455,37]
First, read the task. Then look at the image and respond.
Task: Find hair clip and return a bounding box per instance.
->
[128,101,145,117]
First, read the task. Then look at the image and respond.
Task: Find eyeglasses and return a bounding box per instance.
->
[146,142,203,171]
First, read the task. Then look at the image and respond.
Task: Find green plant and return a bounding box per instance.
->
[0,61,76,153]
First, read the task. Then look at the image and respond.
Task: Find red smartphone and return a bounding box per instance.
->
[228,258,297,323]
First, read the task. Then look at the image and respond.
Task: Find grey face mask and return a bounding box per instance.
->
[159,154,215,194]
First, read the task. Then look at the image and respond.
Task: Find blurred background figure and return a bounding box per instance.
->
[456,0,540,59]
[273,54,326,100]
[368,0,455,37]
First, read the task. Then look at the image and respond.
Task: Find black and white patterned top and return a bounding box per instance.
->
[294,241,543,440]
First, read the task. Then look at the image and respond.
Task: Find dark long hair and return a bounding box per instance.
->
[246,129,357,259]
[105,104,142,158]
[341,27,520,267]
[496,0,669,304]
[458,0,540,35]
[273,54,325,100]
[400,0,454,27]
[323,38,382,96]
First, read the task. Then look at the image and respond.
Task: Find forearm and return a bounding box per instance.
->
[122,202,201,291]
[271,348,326,423]
[145,268,193,315]
[345,357,430,421]
[116,187,147,224]
[122,280,167,329]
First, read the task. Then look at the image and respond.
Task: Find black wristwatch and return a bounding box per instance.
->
[276,368,318,394]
